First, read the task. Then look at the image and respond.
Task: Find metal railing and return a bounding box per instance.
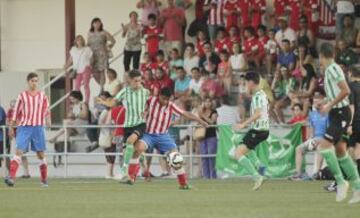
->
[0,124,297,179]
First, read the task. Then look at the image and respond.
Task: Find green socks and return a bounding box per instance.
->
[238,156,260,181]
[338,154,360,190]
[246,151,261,169]
[123,143,134,168]
[320,148,346,185]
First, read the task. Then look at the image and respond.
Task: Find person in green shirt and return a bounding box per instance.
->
[97,70,150,180]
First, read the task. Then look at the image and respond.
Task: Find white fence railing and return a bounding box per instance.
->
[0,124,296,179]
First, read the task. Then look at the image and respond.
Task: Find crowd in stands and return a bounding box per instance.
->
[1,0,360,180]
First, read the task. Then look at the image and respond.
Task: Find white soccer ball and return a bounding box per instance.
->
[167,151,184,169]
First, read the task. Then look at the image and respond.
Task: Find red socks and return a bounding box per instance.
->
[9,156,21,179]
[39,160,48,183]
[175,168,187,186]
[128,159,140,181]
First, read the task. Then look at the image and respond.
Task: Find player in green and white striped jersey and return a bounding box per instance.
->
[230,72,270,191]
[317,43,360,204]
[97,70,149,180]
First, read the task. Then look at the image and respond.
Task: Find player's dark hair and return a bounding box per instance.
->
[320,42,335,58]
[70,90,83,101]
[350,64,360,78]
[27,72,38,81]
[128,70,142,79]
[148,13,157,20]
[160,87,173,98]
[245,72,260,84]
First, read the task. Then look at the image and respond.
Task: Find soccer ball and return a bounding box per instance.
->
[167,151,184,169]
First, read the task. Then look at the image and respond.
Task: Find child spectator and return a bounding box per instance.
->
[217,50,232,94]
[243,26,263,69]
[228,26,241,54]
[110,101,126,174]
[265,28,278,75]
[136,0,161,26]
[140,52,157,76]
[169,48,184,80]
[174,66,191,102]
[287,103,308,142]
[155,50,170,74]
[224,0,241,31]
[196,30,208,58]
[214,27,231,53]
[184,43,200,75]
[188,67,204,96]
[229,43,248,76]
[104,69,122,97]
[144,13,163,61]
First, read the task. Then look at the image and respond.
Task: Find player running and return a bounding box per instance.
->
[97,70,149,180]
[230,72,269,191]
[124,87,208,189]
[317,43,360,204]
[5,72,51,187]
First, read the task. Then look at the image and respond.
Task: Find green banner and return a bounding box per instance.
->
[216,124,303,178]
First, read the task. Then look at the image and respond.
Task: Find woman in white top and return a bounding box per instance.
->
[184,43,200,75]
[65,35,93,104]
[229,43,248,77]
[104,69,122,96]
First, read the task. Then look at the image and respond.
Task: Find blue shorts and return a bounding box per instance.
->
[16,126,46,152]
[140,133,177,154]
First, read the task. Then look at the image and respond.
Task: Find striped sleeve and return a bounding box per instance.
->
[115,88,126,101]
[170,102,184,117]
[43,95,50,117]
[253,95,261,110]
[12,94,22,122]
[329,65,345,84]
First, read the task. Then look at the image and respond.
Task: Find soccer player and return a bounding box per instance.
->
[97,70,150,180]
[317,43,360,204]
[125,87,208,189]
[230,72,269,191]
[5,72,50,187]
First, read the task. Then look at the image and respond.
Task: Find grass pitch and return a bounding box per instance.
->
[0,178,359,218]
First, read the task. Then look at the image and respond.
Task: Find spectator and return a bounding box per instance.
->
[174,66,191,107]
[257,25,269,56]
[297,15,317,57]
[203,0,225,42]
[143,69,158,95]
[214,27,231,53]
[188,67,204,96]
[140,52,157,76]
[49,91,89,144]
[199,97,218,179]
[224,0,241,31]
[228,26,241,54]
[154,67,174,92]
[200,70,225,99]
[276,39,296,74]
[336,0,355,37]
[122,11,143,73]
[287,103,307,142]
[169,48,184,80]
[184,43,200,75]
[217,50,232,94]
[155,50,170,74]
[243,26,263,69]
[199,41,221,74]
[250,0,266,30]
[336,39,359,69]
[136,0,161,26]
[104,69,122,97]
[196,30,208,57]
[229,43,248,76]
[265,28,278,75]
[239,0,251,29]
[275,16,297,48]
[273,0,288,17]
[216,95,240,125]
[144,13,163,61]
[287,0,301,31]
[0,104,10,173]
[292,43,314,81]
[65,35,93,104]
[110,100,126,174]
[339,14,358,47]
[160,0,186,56]
[88,17,116,88]
[302,0,320,35]
[182,0,196,44]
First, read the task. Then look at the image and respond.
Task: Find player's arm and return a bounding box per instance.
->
[236,108,261,129]
[182,111,208,128]
[322,80,351,113]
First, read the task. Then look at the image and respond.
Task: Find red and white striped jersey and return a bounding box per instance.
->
[12,91,49,126]
[145,96,184,134]
[205,0,225,25]
[318,0,336,39]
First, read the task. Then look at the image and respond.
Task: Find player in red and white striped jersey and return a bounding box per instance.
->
[125,87,207,189]
[5,73,51,187]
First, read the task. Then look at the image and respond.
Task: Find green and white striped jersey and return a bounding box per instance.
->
[115,86,149,127]
[250,89,270,130]
[324,62,349,108]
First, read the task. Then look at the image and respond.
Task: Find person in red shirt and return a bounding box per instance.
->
[303,0,319,36]
[140,52,157,76]
[196,30,208,57]
[287,103,307,142]
[143,69,158,95]
[200,70,225,99]
[224,0,241,31]
[250,0,266,30]
[242,26,263,68]
[214,27,231,53]
[273,0,288,16]
[217,50,232,94]
[155,50,170,74]
[228,26,241,54]
[238,0,250,29]
[144,14,163,61]
[257,25,269,61]
[287,0,301,31]
[154,67,174,95]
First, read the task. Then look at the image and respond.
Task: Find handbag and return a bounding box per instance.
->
[194,127,206,140]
